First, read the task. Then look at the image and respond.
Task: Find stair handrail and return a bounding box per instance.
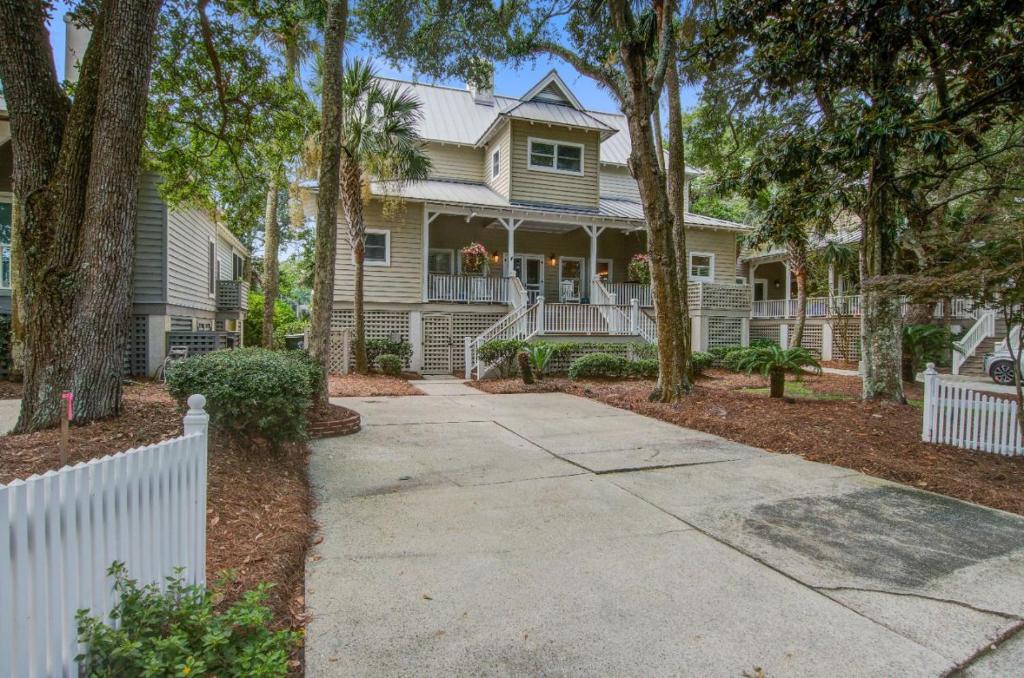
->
[952,309,996,375]
[508,275,529,311]
[464,301,540,378]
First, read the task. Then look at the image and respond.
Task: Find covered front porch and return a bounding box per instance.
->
[746,254,859,319]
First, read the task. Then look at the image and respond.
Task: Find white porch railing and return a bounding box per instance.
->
[0,396,210,678]
[508,275,529,310]
[428,274,511,304]
[922,365,1022,456]
[605,282,652,308]
[751,294,982,320]
[952,309,996,375]
[464,302,541,378]
[543,302,635,335]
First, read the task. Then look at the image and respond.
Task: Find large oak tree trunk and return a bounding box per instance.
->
[340,156,368,374]
[261,180,280,348]
[861,136,905,402]
[307,0,348,405]
[0,0,162,432]
[664,55,692,391]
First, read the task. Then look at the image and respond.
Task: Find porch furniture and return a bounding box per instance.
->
[560,279,580,303]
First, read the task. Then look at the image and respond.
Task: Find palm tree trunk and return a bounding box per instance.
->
[789,241,808,348]
[261,180,280,348]
[307,0,348,406]
[340,155,368,374]
[769,368,785,398]
[353,241,367,374]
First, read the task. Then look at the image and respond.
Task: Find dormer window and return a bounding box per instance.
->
[491,148,500,179]
[528,138,584,175]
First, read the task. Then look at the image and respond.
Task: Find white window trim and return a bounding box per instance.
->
[688,251,715,284]
[527,137,585,176]
[596,257,614,283]
[428,247,455,275]
[363,228,391,267]
[207,236,217,298]
[512,253,546,291]
[558,255,586,297]
[490,148,501,179]
[753,278,769,302]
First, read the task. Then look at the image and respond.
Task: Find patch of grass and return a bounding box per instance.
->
[739,380,850,401]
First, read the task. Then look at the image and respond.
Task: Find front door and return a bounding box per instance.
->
[422,314,453,375]
[753,279,768,302]
[513,255,545,304]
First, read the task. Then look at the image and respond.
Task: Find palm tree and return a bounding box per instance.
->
[730,344,822,398]
[339,60,431,373]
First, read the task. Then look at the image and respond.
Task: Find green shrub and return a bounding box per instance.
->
[366,337,412,367]
[77,563,299,678]
[244,292,298,348]
[729,344,821,398]
[630,342,658,361]
[750,338,778,349]
[377,353,403,376]
[630,358,659,379]
[691,351,713,375]
[568,353,633,380]
[167,348,314,448]
[526,343,555,377]
[477,338,528,377]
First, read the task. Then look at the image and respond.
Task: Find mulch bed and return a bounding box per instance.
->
[0,380,24,399]
[328,372,424,397]
[473,370,1024,516]
[0,383,316,647]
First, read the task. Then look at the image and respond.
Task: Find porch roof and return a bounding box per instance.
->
[368,179,751,233]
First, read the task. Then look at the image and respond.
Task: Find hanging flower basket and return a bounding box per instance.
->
[460,242,489,275]
[627,253,651,284]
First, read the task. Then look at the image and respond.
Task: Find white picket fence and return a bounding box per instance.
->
[0,395,210,678]
[922,365,1022,456]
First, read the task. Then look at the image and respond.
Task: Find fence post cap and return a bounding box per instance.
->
[187,394,207,412]
[925,362,937,374]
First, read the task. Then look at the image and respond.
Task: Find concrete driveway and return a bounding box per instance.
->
[307,381,1024,677]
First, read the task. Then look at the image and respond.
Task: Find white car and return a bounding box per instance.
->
[984,327,1022,385]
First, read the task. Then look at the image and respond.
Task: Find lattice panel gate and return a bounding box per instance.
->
[452,312,505,373]
[330,309,412,372]
[831,319,861,361]
[707,316,744,350]
[749,322,781,346]
[422,314,454,375]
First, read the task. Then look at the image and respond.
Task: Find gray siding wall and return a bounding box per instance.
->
[133,172,167,305]
[166,208,219,312]
[484,122,511,197]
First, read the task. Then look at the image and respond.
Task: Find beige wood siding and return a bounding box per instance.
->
[599,165,641,202]
[687,229,740,284]
[424,142,483,182]
[509,120,600,209]
[484,122,510,197]
[334,199,423,303]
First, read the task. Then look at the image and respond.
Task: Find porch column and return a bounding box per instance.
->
[827,263,836,316]
[500,218,522,277]
[583,224,606,301]
[784,261,792,318]
[422,209,441,302]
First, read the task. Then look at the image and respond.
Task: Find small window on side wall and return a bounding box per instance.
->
[491,149,500,179]
[689,252,714,283]
[364,230,390,266]
[208,240,216,295]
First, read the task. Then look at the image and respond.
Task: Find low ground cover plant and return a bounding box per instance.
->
[77,563,299,678]
[691,351,713,375]
[526,343,556,377]
[167,348,316,448]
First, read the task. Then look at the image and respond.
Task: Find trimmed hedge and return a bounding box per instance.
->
[167,348,317,449]
[691,351,713,375]
[366,337,413,368]
[377,354,403,376]
[568,353,658,380]
[477,339,528,377]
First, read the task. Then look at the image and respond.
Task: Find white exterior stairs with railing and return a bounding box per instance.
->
[952,315,1008,378]
[464,277,657,379]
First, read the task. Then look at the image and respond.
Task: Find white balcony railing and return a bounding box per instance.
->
[750,295,980,320]
[428,274,511,304]
[604,282,652,308]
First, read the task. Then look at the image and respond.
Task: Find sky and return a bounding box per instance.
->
[45,3,701,114]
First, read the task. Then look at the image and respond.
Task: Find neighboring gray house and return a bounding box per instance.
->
[0,110,249,376]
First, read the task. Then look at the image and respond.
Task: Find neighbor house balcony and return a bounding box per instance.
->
[750,295,976,319]
[216,279,250,311]
[604,281,752,313]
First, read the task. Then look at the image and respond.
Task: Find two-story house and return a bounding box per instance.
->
[0,38,250,379]
[304,71,754,376]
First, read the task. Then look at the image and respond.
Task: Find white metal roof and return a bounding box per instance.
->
[741,226,861,261]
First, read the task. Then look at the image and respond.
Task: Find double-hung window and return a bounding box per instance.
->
[208,239,217,296]
[232,252,245,280]
[528,138,584,175]
[689,252,715,283]
[491,149,501,179]
[0,201,10,289]
[364,230,390,266]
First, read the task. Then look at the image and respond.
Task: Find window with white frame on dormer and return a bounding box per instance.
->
[689,252,715,283]
[528,138,583,175]
[491,148,500,179]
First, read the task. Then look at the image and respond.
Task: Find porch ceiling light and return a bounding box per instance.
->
[773,280,781,288]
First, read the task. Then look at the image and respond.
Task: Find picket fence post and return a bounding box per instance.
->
[183,394,209,586]
[922,363,938,443]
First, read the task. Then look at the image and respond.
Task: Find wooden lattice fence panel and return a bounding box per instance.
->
[123,314,149,377]
[330,310,412,371]
[707,316,744,349]
[452,312,505,373]
[831,319,861,361]
[749,321,781,346]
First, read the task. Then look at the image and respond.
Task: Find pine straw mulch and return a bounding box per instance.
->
[328,372,424,397]
[0,383,315,647]
[472,369,1024,516]
[0,380,24,399]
